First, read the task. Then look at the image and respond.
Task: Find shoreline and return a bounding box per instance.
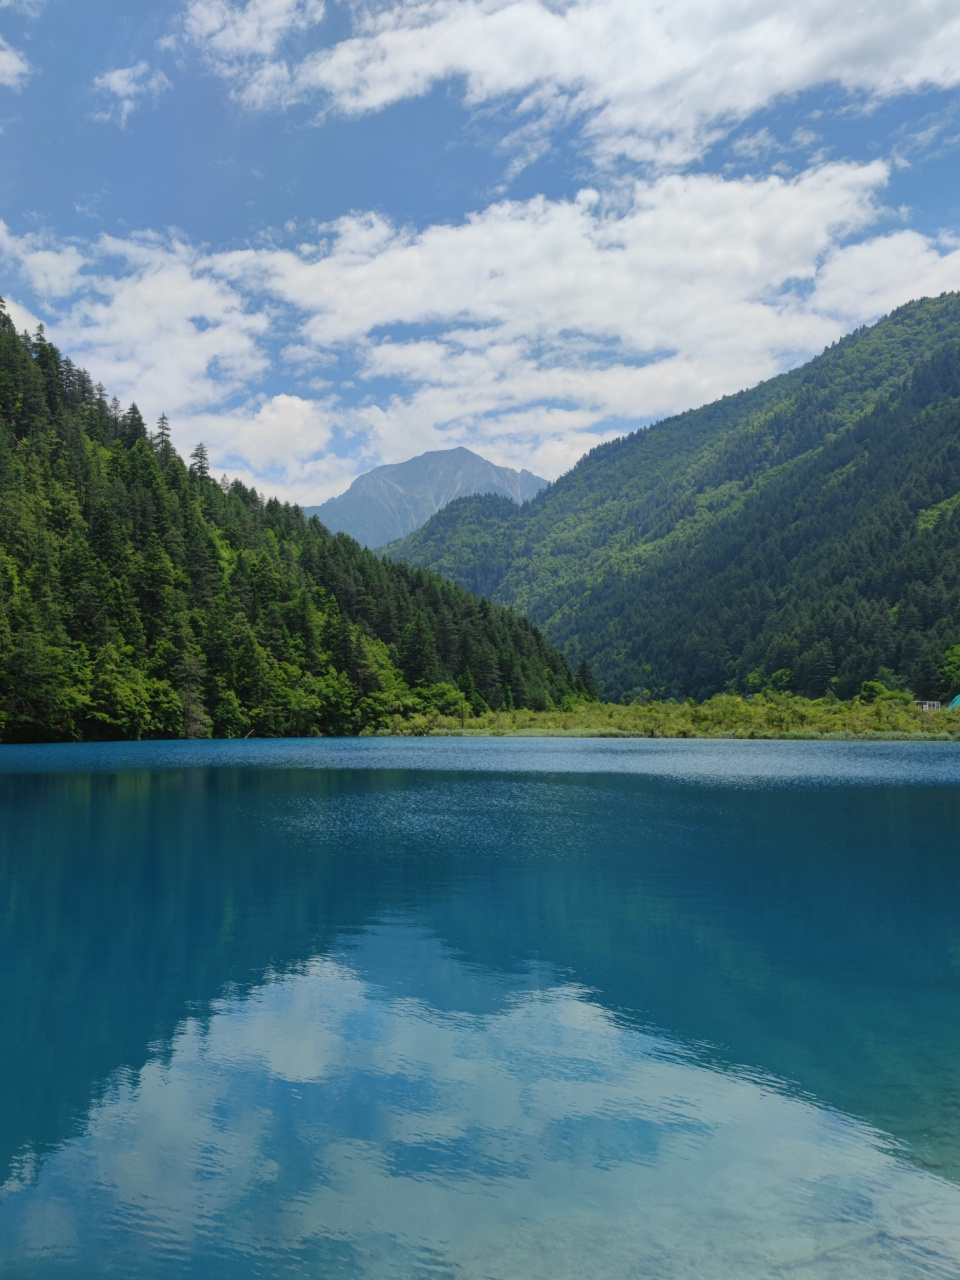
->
[376,727,960,740]
[368,693,960,741]
[5,697,960,746]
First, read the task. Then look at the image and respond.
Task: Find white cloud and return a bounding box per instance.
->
[208,161,905,479]
[157,0,960,496]
[181,0,960,166]
[207,162,960,482]
[0,294,41,334]
[0,35,30,89]
[806,229,960,322]
[0,220,268,415]
[183,0,325,106]
[185,0,325,59]
[183,393,353,503]
[0,221,87,296]
[6,162,960,501]
[92,61,172,126]
[0,221,348,500]
[223,163,887,347]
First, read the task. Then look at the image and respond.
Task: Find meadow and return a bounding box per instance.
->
[379,691,960,739]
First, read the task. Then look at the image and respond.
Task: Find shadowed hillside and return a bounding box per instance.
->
[386,294,960,701]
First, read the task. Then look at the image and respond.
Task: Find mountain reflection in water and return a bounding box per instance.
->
[1,740,959,1277]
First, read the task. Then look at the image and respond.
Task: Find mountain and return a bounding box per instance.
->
[0,302,581,742]
[385,293,960,703]
[303,447,547,547]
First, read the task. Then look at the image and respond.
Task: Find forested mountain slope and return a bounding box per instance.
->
[386,294,960,701]
[0,303,580,742]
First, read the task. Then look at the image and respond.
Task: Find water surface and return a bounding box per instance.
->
[1,738,959,1277]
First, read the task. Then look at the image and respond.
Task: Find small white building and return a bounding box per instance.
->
[914,700,941,711]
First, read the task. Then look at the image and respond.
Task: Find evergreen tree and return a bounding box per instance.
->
[190,442,210,480]
[122,402,147,447]
[154,413,172,465]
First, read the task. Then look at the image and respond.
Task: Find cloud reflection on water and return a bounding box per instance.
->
[4,925,960,1279]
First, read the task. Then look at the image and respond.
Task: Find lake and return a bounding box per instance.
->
[1,738,959,1278]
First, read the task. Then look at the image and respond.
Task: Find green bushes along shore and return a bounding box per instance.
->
[378,687,960,738]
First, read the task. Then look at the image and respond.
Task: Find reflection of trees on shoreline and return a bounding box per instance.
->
[3,765,960,1187]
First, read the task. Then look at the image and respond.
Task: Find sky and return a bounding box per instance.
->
[2,1,960,502]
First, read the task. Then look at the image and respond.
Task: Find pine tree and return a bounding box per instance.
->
[122,402,147,446]
[154,413,172,465]
[190,442,210,480]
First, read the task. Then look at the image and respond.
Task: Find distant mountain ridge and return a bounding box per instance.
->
[384,294,960,704]
[303,447,547,548]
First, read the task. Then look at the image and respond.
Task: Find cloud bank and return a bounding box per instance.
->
[5,0,960,501]
[182,0,960,166]
[5,155,960,500]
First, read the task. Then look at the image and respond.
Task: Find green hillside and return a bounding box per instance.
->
[385,293,960,701]
[0,301,582,742]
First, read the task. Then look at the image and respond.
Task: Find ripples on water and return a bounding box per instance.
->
[1,739,959,1277]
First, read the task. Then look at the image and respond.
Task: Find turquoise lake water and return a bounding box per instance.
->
[1,738,960,1277]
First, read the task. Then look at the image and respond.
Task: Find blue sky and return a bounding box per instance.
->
[2,0,960,501]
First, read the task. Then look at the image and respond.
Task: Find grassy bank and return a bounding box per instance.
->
[374,692,960,739]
